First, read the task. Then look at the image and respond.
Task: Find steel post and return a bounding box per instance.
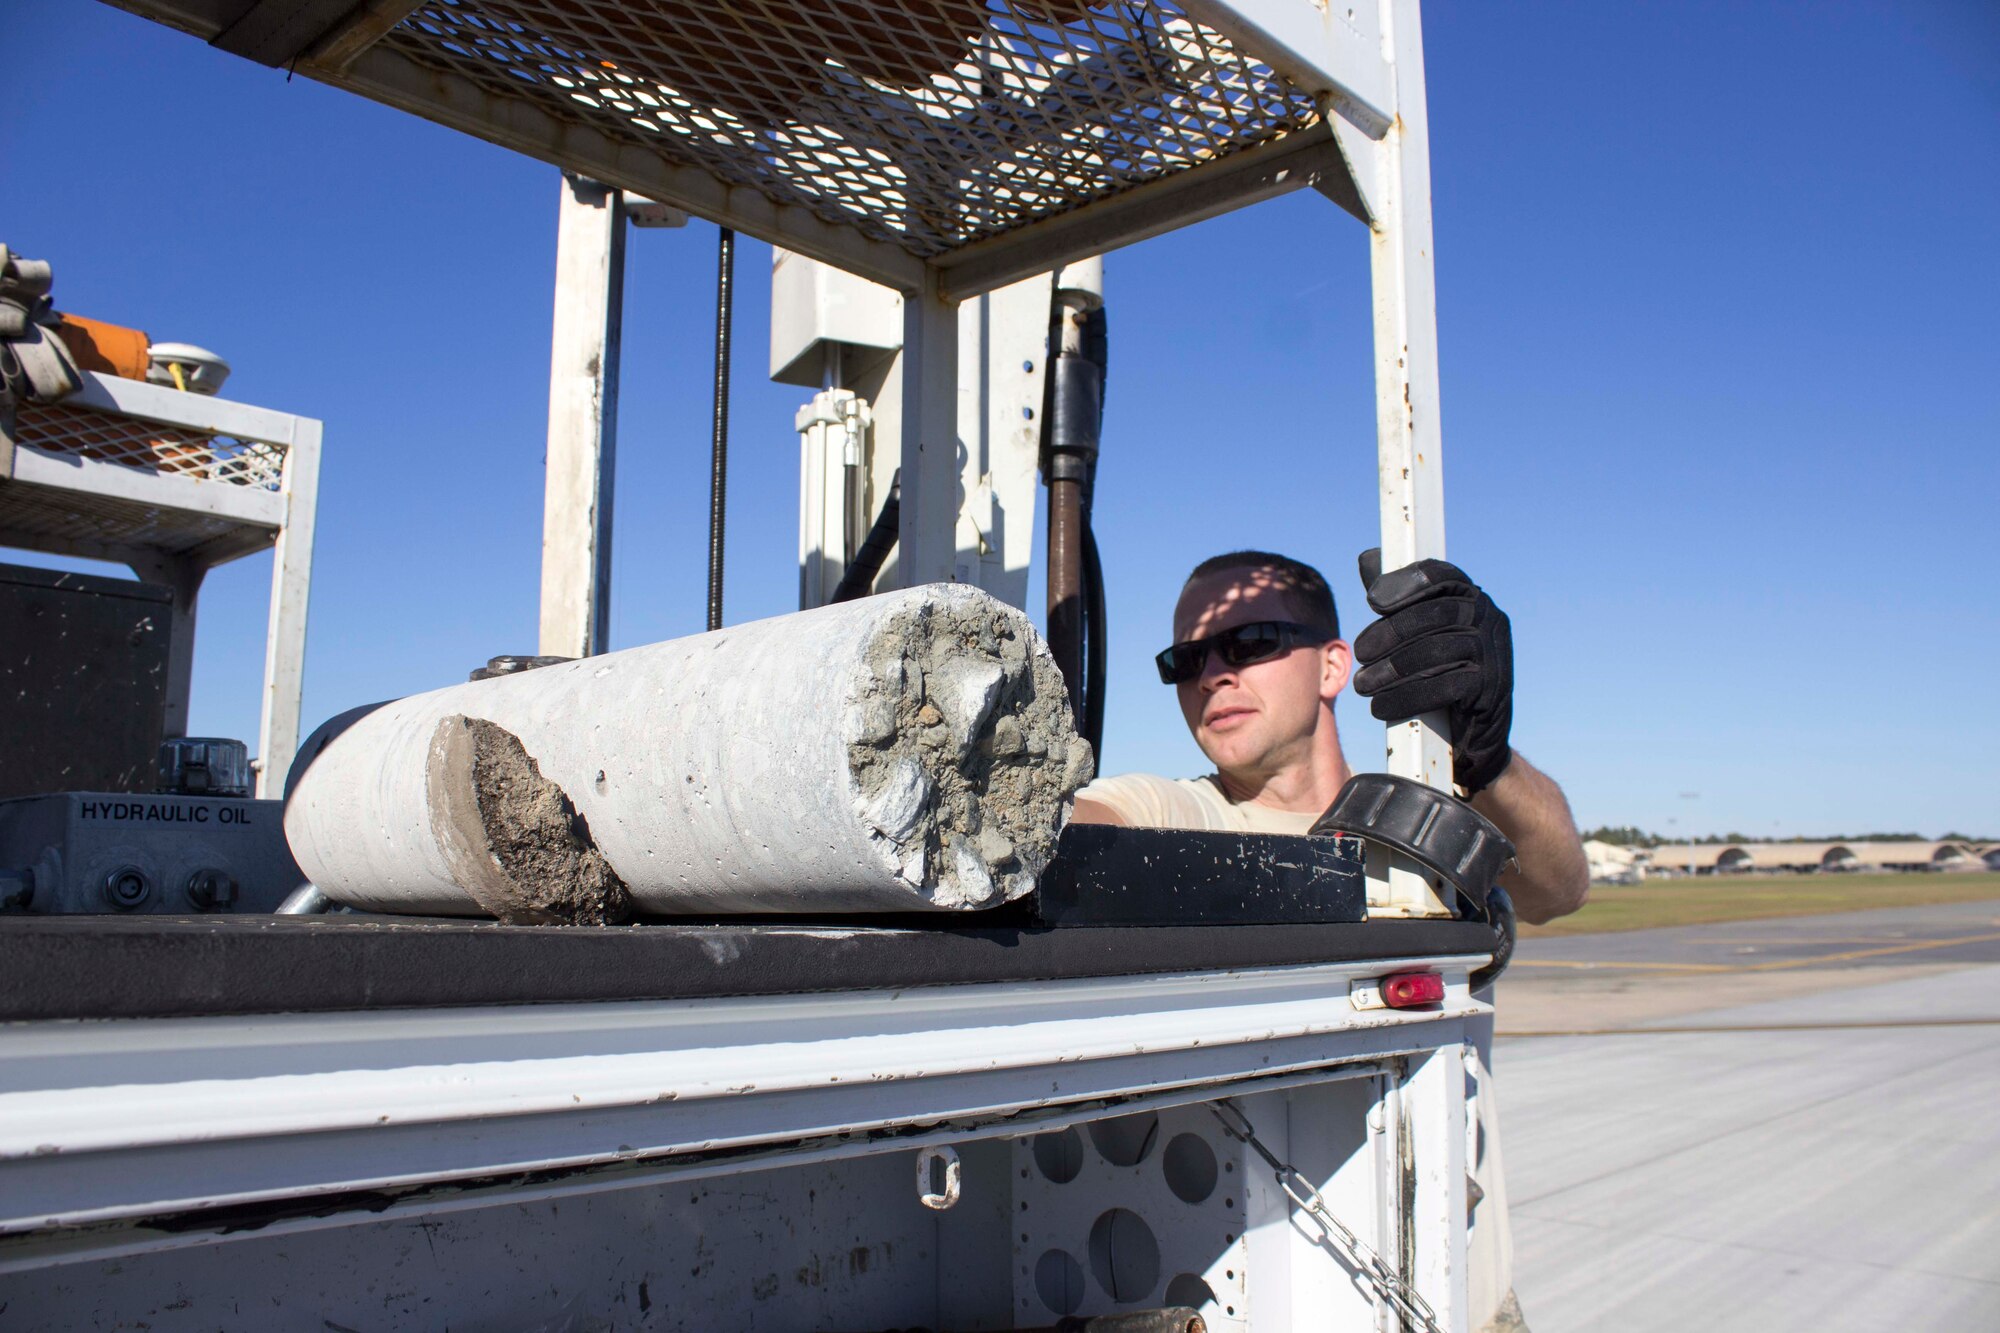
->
[255,413,319,794]
[1333,0,1453,917]
[538,173,625,659]
[706,226,735,631]
[1401,1042,1470,1331]
[123,552,203,742]
[897,271,960,588]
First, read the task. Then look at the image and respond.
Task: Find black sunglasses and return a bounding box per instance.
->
[1154,621,1334,685]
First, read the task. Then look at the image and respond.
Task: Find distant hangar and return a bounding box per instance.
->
[1587,840,1999,881]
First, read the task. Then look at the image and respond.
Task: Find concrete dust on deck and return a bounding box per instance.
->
[1495,903,2000,1332]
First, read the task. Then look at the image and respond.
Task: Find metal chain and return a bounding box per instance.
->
[1208,1098,1444,1333]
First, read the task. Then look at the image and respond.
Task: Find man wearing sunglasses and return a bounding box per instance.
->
[1071,547,1588,925]
[1072,549,1584,1333]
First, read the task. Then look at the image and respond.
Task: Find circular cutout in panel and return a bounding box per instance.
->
[1165,1272,1217,1311]
[1162,1132,1219,1204]
[1087,1111,1161,1167]
[1088,1207,1161,1304]
[1034,1248,1086,1316]
[1032,1126,1085,1183]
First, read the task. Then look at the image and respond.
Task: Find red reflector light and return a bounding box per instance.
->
[1381,972,1445,1009]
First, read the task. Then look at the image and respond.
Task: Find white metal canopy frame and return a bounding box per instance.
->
[0,370,321,795]
[103,0,1456,829]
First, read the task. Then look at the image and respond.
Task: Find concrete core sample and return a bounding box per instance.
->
[284,585,1094,921]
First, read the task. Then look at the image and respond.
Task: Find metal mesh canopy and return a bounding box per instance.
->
[377,0,1322,259]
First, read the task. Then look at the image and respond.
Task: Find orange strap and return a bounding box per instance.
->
[55,314,151,381]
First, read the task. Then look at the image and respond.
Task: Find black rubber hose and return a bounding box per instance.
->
[832,471,901,603]
[1079,302,1109,762]
[1470,885,1518,991]
[706,226,735,632]
[1081,513,1107,761]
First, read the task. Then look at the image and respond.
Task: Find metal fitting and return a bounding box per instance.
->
[158,737,253,797]
[103,865,153,910]
[916,1144,962,1210]
[185,868,238,912]
[469,655,574,682]
[276,882,333,915]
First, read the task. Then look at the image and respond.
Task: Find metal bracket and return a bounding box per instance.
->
[916,1144,961,1211]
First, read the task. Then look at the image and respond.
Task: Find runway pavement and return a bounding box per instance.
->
[1494,900,2000,1331]
[1495,898,2000,1035]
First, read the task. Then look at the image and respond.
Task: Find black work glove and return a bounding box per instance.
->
[1351,549,1513,796]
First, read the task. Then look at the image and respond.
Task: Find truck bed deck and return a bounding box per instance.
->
[0,913,1494,1020]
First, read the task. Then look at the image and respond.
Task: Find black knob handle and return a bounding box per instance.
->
[186,869,238,911]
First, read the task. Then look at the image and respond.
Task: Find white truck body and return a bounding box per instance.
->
[0,939,1484,1329]
[2,2,1493,1327]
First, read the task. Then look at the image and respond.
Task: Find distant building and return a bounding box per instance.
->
[1642,841,1993,876]
[1583,840,1650,884]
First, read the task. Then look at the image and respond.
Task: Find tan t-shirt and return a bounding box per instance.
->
[1077,772,1319,836]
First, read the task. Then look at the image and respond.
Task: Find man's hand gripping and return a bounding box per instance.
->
[1351,549,1513,796]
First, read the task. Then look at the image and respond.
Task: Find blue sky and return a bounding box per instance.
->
[6,1,1996,837]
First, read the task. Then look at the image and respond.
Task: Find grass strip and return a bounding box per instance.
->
[1521,871,2000,937]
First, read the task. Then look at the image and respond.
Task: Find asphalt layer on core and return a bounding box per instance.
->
[1496,899,2000,1331]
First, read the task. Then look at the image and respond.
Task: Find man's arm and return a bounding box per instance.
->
[1070,797,1127,826]
[1471,752,1589,925]
[1069,775,1227,829]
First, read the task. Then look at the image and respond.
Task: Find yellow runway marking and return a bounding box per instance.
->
[1739,929,2000,971]
[1515,929,2000,975]
[1505,1018,2000,1037]
[1704,937,1945,947]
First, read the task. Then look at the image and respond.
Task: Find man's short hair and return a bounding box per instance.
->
[1184,550,1339,640]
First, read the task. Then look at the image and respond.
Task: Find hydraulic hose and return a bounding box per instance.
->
[707,226,735,631]
[1042,294,1104,712]
[832,471,901,603]
[1077,300,1108,762]
[1040,278,1109,759]
[1046,475,1087,718]
[1081,515,1107,758]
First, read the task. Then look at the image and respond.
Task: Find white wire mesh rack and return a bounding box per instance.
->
[374,0,1323,259]
[13,400,287,489]
[0,481,246,557]
[3,397,288,557]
